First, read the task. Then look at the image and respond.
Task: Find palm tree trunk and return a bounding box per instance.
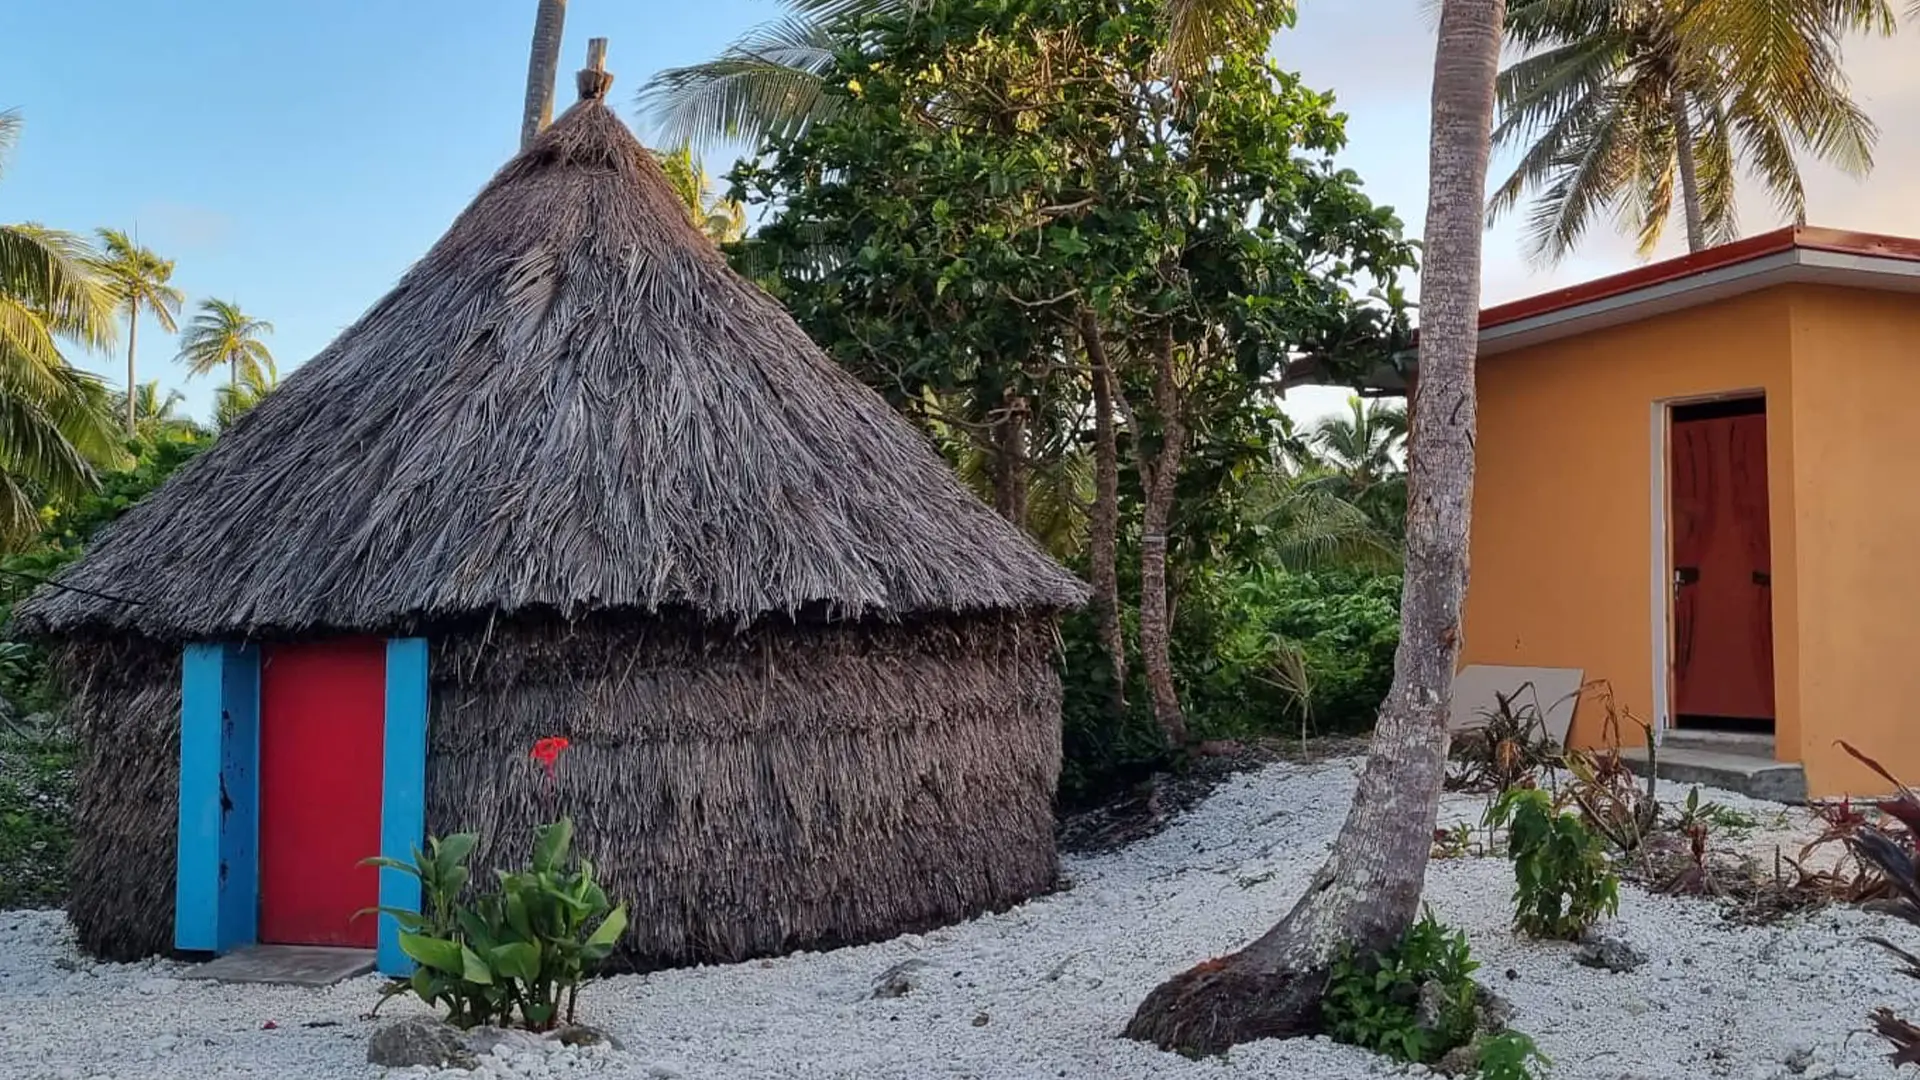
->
[124,297,140,435]
[1124,0,1504,1054]
[521,0,569,150]
[1671,83,1706,252]
[1136,326,1189,751]
[1079,309,1127,714]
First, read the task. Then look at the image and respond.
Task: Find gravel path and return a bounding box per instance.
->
[2,758,1914,1080]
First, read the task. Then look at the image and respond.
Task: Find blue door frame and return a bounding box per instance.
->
[174,637,428,975]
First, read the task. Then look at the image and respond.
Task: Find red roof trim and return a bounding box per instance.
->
[1479,226,1920,331]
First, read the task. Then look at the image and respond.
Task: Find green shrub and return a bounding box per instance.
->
[1487,787,1619,939]
[367,818,628,1030]
[1324,911,1548,1077]
[1323,910,1480,1064]
[1056,564,1402,807]
[1479,1030,1552,1080]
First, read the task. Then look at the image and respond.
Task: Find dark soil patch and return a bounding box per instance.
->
[1057,736,1367,854]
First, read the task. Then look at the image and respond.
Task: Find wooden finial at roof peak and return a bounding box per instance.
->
[577,37,612,101]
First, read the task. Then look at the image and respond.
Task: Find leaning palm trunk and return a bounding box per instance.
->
[520,0,569,150]
[1124,0,1504,1053]
[1670,83,1706,252]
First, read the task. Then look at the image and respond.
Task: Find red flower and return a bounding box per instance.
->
[531,737,570,776]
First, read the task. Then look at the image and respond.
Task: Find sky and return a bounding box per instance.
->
[2,1,1916,425]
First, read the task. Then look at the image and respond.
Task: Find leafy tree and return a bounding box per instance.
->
[731,0,1412,751]
[175,298,274,388]
[1490,0,1895,261]
[0,111,129,546]
[93,228,184,434]
[1126,0,1504,1051]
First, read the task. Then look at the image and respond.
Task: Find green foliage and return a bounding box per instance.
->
[1478,1030,1552,1080]
[0,430,207,905]
[1056,564,1399,805]
[1487,786,1620,940]
[366,818,628,1031]
[0,724,73,908]
[1323,910,1478,1064]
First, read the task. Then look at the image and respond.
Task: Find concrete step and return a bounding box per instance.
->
[1660,728,1775,757]
[180,945,374,986]
[1620,745,1806,804]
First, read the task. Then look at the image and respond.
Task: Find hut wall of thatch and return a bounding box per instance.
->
[58,610,1061,966]
[57,638,182,961]
[428,611,1061,966]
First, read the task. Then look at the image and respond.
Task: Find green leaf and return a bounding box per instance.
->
[437,832,480,866]
[399,933,465,975]
[460,945,494,985]
[585,905,628,950]
[532,818,573,873]
[490,941,543,984]
[354,905,428,931]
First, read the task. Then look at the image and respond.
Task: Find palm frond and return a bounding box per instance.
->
[636,14,844,151]
[1521,85,1635,265]
[0,108,19,182]
[0,223,117,349]
[1160,0,1294,71]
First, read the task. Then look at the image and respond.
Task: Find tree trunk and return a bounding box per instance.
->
[1135,326,1188,751]
[1670,83,1705,252]
[992,390,1032,530]
[1124,0,1503,1054]
[1079,309,1127,713]
[124,297,140,434]
[521,0,569,150]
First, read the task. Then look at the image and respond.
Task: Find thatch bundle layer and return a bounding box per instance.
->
[13,99,1083,639]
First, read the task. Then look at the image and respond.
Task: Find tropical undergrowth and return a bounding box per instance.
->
[0,430,209,907]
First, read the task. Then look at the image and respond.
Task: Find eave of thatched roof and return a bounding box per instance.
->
[15,98,1085,640]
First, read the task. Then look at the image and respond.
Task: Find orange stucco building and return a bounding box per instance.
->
[1398,228,1920,800]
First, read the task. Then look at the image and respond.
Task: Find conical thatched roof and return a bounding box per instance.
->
[17,90,1084,640]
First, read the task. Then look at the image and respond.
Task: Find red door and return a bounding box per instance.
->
[1670,402,1775,724]
[258,638,386,947]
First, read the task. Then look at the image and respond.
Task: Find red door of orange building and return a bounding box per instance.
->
[258,638,386,947]
[1670,400,1775,726]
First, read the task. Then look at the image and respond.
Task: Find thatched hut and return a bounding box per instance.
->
[15,53,1084,973]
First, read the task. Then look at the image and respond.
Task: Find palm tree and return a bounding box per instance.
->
[521,0,569,150]
[1310,395,1408,491]
[175,299,275,389]
[214,364,277,432]
[1126,0,1506,1052]
[115,380,196,441]
[1490,0,1894,262]
[653,146,748,243]
[94,228,184,433]
[0,110,128,544]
